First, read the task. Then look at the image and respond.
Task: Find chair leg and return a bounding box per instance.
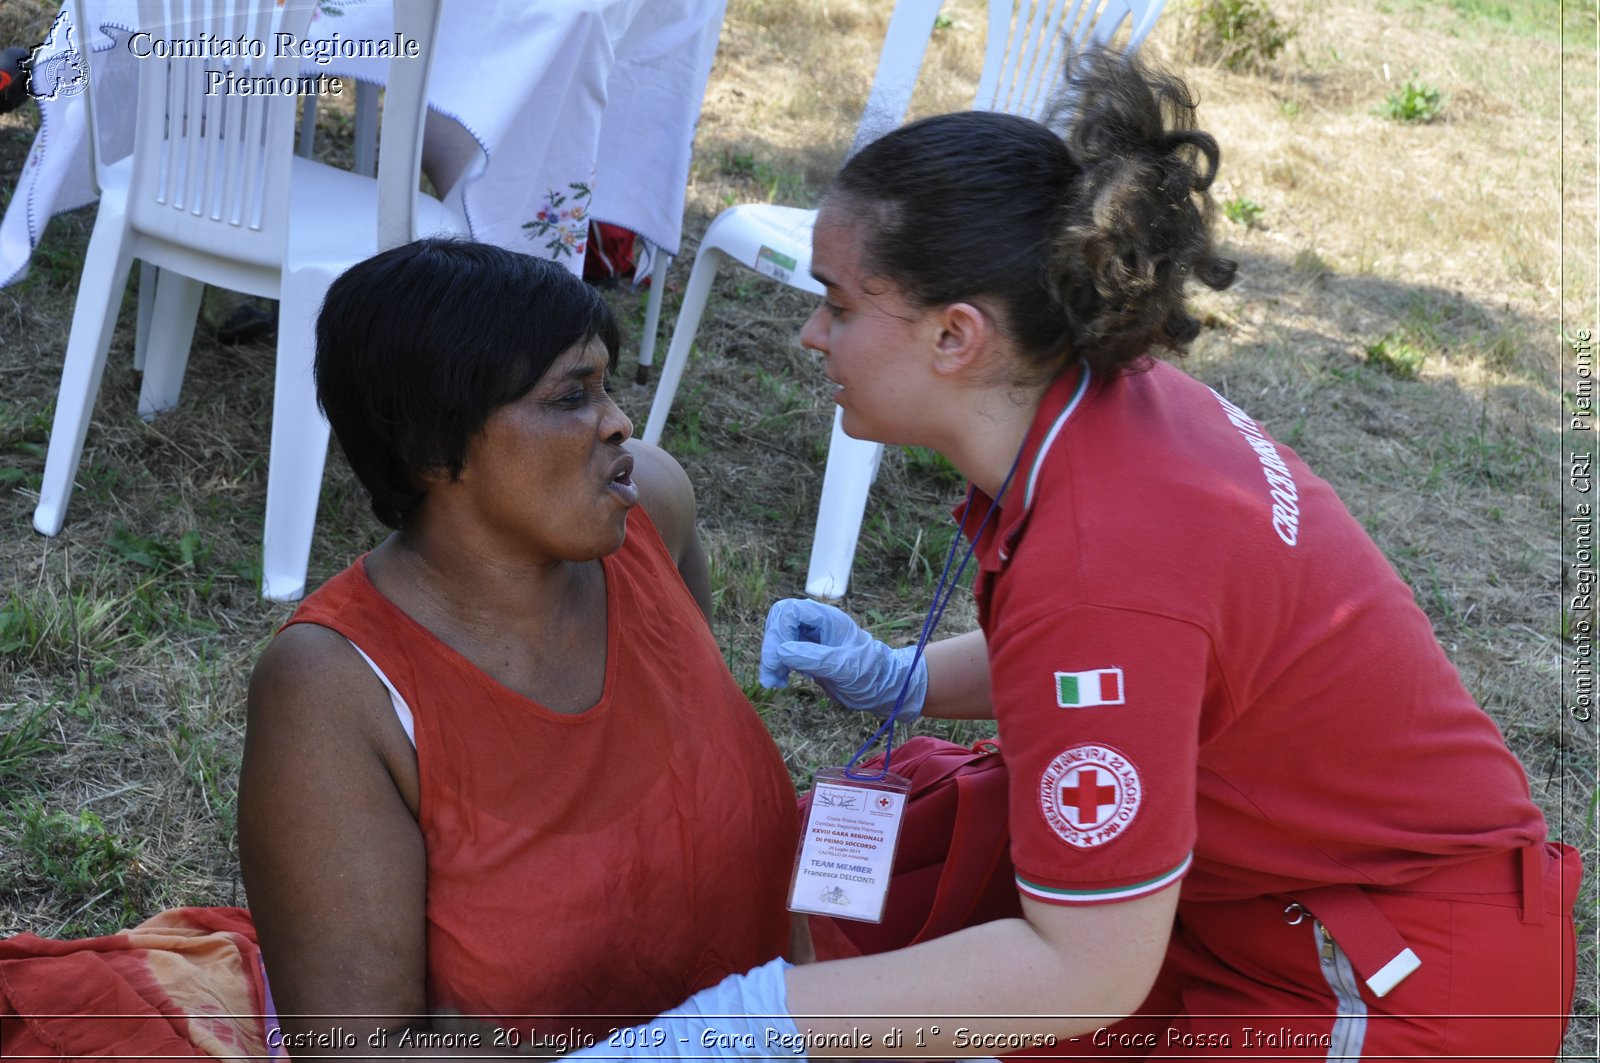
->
[352,82,377,178]
[33,214,136,536]
[133,261,156,373]
[259,267,333,602]
[641,246,721,447]
[805,407,884,600]
[634,247,672,385]
[296,97,318,158]
[137,271,204,420]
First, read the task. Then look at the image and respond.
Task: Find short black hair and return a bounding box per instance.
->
[314,238,621,529]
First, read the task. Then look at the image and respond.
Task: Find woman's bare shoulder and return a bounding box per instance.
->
[623,438,696,557]
[249,623,385,727]
[245,621,419,807]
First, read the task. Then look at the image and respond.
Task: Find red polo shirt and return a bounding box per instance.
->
[958,360,1544,904]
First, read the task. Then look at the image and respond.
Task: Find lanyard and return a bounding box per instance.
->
[843,447,1023,781]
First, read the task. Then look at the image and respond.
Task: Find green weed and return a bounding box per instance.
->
[0,466,35,491]
[723,151,758,179]
[900,446,964,489]
[1378,81,1444,123]
[0,584,136,671]
[749,365,810,425]
[1223,196,1266,228]
[106,525,211,573]
[0,702,61,786]
[7,801,147,925]
[660,404,706,457]
[1365,333,1428,378]
[719,149,810,204]
[860,508,962,594]
[1182,0,1295,72]
[1446,0,1514,24]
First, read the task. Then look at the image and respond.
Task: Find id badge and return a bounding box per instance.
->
[788,767,911,923]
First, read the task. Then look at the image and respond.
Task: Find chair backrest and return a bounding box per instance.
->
[975,0,1166,119]
[849,0,1167,154]
[119,0,440,267]
[64,0,108,193]
[125,0,318,269]
[848,0,946,156]
[376,0,442,251]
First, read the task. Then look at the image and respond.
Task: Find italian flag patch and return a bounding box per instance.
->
[1055,668,1125,707]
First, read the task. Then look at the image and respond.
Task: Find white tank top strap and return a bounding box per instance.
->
[345,637,416,749]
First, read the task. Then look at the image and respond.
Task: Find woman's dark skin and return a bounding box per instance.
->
[240,338,725,1057]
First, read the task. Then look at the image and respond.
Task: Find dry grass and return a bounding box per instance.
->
[0,0,1593,1051]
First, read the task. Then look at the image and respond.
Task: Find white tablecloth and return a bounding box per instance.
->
[0,0,726,288]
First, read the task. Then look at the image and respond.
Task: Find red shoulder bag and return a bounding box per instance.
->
[803,736,1021,960]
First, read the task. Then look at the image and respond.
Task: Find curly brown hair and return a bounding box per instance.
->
[829,44,1235,380]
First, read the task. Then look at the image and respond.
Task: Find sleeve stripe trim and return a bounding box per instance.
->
[1016,853,1192,904]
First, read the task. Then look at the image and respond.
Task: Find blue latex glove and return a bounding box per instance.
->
[759,599,928,720]
[564,958,802,1061]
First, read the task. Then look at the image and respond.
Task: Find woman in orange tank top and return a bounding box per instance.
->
[239,239,803,1054]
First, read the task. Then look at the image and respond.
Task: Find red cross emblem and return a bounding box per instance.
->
[1038,744,1141,849]
[875,795,893,810]
[1062,768,1118,827]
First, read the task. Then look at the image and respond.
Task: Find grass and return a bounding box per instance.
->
[0,0,1594,1053]
[1439,0,1595,40]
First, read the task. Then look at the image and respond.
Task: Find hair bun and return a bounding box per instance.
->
[825,44,1233,382]
[1040,45,1237,371]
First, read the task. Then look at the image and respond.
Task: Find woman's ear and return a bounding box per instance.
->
[929,301,994,378]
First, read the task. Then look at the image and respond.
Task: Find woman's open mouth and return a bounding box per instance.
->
[607,455,640,506]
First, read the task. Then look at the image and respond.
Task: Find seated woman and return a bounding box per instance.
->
[239,238,801,1049]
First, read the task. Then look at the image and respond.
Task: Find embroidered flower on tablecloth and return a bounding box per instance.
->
[522,181,592,261]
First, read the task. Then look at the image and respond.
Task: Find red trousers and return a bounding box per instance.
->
[1047,842,1580,1061]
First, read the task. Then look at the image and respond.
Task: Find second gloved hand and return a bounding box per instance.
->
[759,599,927,719]
[563,958,799,1062]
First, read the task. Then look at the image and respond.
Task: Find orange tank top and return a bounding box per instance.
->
[284,510,797,1036]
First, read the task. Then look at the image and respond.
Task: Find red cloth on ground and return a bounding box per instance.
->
[0,907,270,1059]
[283,507,798,1035]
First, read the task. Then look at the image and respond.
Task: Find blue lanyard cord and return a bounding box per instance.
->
[843,447,1024,781]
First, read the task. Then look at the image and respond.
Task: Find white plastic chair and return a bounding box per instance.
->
[639,0,1166,599]
[33,0,465,601]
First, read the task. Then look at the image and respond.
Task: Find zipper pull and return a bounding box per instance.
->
[1318,922,1337,965]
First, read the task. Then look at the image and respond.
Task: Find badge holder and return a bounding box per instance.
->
[788,449,1021,925]
[788,766,912,923]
